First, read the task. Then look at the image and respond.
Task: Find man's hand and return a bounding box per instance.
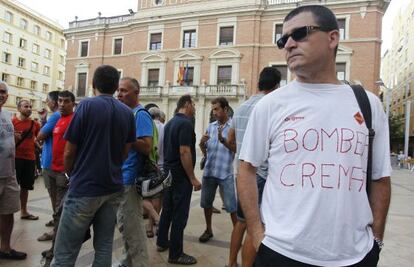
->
[199,133,209,155]
[14,131,22,142]
[200,133,209,146]
[238,161,264,251]
[38,108,47,121]
[191,177,202,191]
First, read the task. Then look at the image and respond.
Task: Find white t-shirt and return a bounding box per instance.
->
[239,81,391,266]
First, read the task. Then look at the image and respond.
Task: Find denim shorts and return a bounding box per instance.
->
[200,175,237,213]
[237,174,266,221]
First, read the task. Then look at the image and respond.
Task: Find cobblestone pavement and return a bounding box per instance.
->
[1,168,413,267]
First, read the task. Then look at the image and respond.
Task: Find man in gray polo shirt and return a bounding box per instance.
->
[0,81,27,260]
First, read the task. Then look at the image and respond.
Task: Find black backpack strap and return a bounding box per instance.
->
[350,85,375,197]
[15,120,35,148]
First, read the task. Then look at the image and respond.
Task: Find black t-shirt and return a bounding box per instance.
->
[163,113,196,176]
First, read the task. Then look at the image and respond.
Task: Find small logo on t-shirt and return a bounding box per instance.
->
[284,116,305,122]
[354,112,364,125]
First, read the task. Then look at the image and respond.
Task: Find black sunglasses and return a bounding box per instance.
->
[276,25,332,49]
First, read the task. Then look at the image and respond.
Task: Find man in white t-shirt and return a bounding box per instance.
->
[238,5,391,267]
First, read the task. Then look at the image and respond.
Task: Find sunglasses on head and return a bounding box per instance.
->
[276,25,332,49]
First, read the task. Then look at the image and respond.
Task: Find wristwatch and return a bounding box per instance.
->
[374,237,384,250]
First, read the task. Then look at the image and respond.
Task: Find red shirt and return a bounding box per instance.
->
[52,113,73,172]
[12,117,40,160]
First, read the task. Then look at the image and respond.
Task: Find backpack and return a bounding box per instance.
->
[134,108,171,197]
[134,108,159,164]
[350,85,375,197]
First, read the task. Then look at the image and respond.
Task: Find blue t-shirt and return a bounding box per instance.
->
[40,111,61,169]
[122,105,153,185]
[64,95,136,197]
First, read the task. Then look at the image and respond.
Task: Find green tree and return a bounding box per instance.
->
[389,113,404,140]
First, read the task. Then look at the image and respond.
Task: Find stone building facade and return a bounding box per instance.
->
[64,0,389,137]
[0,0,66,113]
[381,0,414,153]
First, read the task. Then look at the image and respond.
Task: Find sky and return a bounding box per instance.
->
[15,0,136,27]
[15,0,410,53]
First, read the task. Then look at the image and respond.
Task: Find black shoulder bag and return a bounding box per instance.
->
[350,85,375,197]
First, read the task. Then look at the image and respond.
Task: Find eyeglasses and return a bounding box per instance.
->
[276,26,331,49]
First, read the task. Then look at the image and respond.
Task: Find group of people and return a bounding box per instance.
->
[0,5,392,267]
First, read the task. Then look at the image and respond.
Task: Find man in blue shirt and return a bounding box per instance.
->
[199,97,236,243]
[117,77,153,267]
[36,91,60,243]
[51,65,136,267]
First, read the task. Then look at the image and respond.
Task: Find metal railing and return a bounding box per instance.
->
[140,86,163,97]
[205,84,241,96]
[68,14,133,28]
[267,0,301,5]
[170,85,198,96]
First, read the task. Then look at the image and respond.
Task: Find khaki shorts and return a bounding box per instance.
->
[0,176,21,215]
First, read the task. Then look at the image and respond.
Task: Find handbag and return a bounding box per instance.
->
[136,157,172,198]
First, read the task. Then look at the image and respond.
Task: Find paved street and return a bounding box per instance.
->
[1,168,413,267]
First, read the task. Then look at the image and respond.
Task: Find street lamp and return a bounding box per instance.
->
[375,79,391,118]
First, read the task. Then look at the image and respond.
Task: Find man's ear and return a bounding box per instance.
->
[328,30,340,51]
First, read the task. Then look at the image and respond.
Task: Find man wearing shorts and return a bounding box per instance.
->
[12,99,40,220]
[225,67,281,267]
[199,97,236,243]
[0,81,27,260]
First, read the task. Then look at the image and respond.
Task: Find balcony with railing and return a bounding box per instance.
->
[205,84,244,97]
[137,84,245,99]
[68,14,133,29]
[169,86,198,96]
[267,0,301,5]
[140,86,163,97]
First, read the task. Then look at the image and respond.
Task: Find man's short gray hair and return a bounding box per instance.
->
[0,81,9,92]
[148,106,162,120]
[160,110,166,121]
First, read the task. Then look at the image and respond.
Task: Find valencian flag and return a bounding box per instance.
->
[177,62,185,85]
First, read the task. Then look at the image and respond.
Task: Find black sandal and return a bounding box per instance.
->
[168,253,197,265]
